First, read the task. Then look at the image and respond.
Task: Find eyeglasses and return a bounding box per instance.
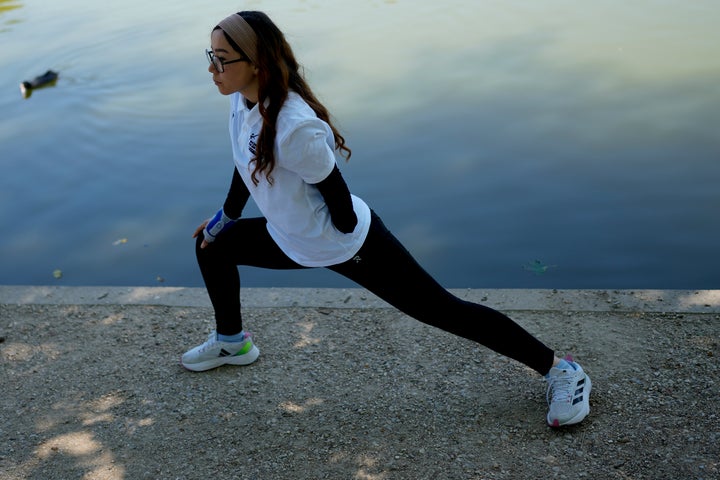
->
[205,48,248,73]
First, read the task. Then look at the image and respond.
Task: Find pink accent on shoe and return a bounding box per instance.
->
[563,354,574,362]
[551,419,561,428]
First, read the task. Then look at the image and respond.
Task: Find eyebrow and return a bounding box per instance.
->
[212,47,230,54]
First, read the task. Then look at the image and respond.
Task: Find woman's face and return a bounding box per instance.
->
[209,29,259,101]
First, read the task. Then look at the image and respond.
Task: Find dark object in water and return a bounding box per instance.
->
[20,70,59,98]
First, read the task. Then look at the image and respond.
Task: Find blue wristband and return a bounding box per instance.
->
[203,208,237,243]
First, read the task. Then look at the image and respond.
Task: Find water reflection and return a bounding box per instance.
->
[0,0,22,15]
[0,0,22,33]
[0,0,718,288]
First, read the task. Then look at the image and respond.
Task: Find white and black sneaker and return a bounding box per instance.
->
[546,356,591,427]
[181,330,259,372]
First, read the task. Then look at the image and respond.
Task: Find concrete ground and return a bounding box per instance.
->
[1,287,718,480]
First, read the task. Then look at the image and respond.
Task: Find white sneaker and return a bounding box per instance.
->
[181,331,259,372]
[546,357,591,427]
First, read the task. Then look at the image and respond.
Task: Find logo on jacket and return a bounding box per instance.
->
[249,133,258,155]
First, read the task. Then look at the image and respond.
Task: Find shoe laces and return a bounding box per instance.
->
[547,369,575,405]
[198,331,220,353]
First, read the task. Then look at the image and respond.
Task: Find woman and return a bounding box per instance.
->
[182,11,591,428]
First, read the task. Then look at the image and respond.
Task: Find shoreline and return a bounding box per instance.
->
[1,285,718,312]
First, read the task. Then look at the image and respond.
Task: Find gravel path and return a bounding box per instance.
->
[1,301,718,479]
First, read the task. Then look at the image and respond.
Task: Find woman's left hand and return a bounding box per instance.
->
[192,220,210,249]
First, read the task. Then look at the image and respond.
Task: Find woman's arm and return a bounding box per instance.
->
[194,167,251,248]
[313,165,358,234]
[223,167,250,218]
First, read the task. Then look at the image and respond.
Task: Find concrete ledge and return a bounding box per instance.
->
[0,285,718,313]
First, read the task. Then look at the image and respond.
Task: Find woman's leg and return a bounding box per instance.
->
[196,217,305,335]
[330,212,555,375]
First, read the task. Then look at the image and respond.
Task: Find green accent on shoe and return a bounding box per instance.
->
[235,341,253,356]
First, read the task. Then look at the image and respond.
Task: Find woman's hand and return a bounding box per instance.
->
[192,220,210,249]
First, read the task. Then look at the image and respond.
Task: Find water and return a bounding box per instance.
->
[1,0,719,289]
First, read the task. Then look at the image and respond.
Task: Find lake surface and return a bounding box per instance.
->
[1,0,719,289]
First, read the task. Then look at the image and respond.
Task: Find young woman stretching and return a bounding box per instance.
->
[182,10,592,427]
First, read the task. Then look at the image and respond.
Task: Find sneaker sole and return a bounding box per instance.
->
[181,345,260,372]
[548,375,592,427]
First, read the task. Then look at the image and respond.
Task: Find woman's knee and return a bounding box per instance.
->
[195,234,221,264]
[194,234,205,258]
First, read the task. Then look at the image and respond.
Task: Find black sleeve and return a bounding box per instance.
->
[222,167,250,219]
[313,165,358,234]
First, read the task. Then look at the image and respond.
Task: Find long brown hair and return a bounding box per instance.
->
[218,11,351,185]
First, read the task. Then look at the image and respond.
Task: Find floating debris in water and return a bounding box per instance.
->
[52,269,63,279]
[522,259,556,275]
[112,238,128,246]
[156,276,165,283]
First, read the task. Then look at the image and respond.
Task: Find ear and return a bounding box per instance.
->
[252,65,260,75]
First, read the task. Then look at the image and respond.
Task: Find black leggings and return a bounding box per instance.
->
[196,211,555,375]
